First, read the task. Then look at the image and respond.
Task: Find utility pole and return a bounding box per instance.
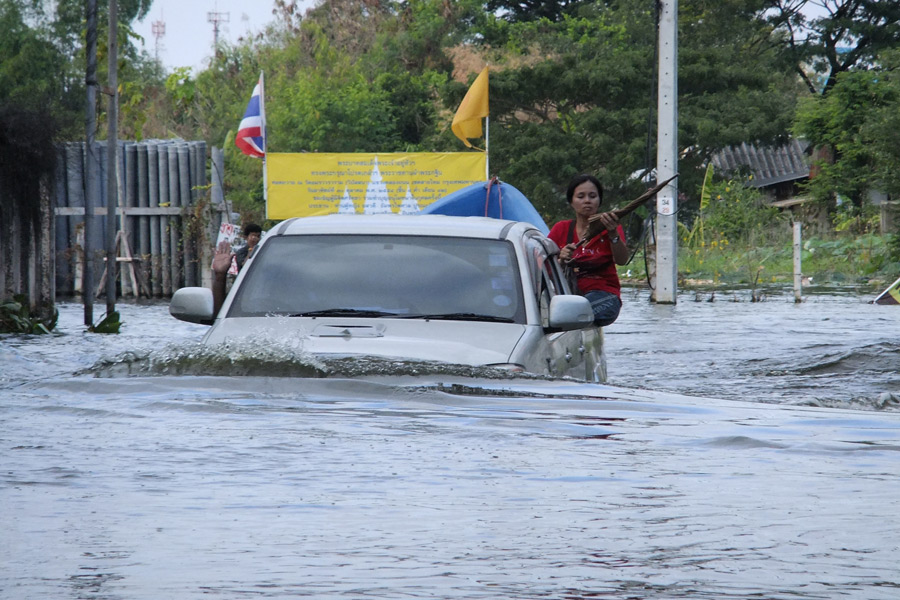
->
[106,0,118,314]
[151,15,165,63]
[84,0,98,325]
[208,11,230,52]
[653,0,679,304]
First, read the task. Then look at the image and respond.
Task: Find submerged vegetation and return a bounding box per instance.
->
[0,296,58,334]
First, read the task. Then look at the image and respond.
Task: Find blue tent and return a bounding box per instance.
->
[420,178,549,234]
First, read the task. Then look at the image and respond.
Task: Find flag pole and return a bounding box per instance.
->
[259,71,268,205]
[485,116,490,180]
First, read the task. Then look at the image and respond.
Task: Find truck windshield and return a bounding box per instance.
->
[226,234,526,324]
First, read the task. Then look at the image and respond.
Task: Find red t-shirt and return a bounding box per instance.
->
[548,219,624,297]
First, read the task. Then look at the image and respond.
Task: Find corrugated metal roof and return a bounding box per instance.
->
[711,139,810,188]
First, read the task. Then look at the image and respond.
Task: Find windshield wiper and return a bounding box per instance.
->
[401,312,515,323]
[289,309,398,318]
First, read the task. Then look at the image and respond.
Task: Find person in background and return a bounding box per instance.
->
[547,174,629,327]
[211,223,262,318]
[234,223,262,271]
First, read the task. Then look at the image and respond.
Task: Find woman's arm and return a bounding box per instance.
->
[608,228,630,265]
[211,240,233,318]
[594,212,630,265]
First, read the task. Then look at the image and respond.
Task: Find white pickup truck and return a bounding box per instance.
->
[170,214,605,381]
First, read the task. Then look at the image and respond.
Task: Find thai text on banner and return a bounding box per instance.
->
[266,152,486,219]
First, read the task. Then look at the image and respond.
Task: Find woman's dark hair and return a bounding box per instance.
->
[242,223,262,237]
[565,174,603,205]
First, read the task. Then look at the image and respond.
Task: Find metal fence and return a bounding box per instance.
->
[54,140,217,298]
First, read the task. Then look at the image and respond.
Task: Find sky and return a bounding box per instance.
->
[132,0,314,72]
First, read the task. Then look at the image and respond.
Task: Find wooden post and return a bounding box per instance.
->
[793,221,802,303]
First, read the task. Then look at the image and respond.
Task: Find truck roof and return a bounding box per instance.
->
[268,214,539,241]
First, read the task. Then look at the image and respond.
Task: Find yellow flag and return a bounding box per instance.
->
[451,67,489,148]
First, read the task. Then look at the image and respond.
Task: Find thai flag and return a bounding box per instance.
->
[235,74,265,158]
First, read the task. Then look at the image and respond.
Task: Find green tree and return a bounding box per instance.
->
[463,0,798,224]
[766,0,900,96]
[51,0,153,55]
[145,0,480,220]
[866,51,900,198]
[0,0,79,137]
[141,0,810,231]
[0,0,163,140]
[794,49,900,207]
[486,0,591,22]
[701,177,784,243]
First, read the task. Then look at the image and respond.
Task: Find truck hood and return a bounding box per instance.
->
[202,317,528,366]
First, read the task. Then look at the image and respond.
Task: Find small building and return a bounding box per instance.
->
[713,140,897,234]
[712,139,810,202]
[711,139,831,233]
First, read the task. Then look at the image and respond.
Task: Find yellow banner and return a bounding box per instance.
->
[266,152,487,220]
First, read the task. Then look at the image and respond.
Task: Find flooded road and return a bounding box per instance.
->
[608,287,900,410]
[2,289,899,599]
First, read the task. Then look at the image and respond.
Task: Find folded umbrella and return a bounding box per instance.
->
[578,174,679,246]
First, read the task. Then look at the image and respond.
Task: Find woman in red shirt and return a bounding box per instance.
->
[547,174,630,326]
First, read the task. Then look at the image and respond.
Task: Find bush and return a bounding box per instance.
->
[702,178,786,245]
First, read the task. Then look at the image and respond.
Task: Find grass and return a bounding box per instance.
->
[621,175,900,296]
[621,232,900,296]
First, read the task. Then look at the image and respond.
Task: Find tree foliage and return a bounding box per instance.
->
[0,1,78,136]
[0,0,161,140]
[468,0,797,223]
[486,0,591,22]
[10,0,900,236]
[794,49,900,205]
[766,0,900,95]
[146,0,800,226]
[701,177,785,243]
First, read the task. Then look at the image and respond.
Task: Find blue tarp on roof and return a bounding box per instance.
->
[420,179,549,234]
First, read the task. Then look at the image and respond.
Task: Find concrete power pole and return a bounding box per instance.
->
[653,0,679,304]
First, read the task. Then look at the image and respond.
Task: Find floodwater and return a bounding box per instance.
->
[2,288,899,599]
